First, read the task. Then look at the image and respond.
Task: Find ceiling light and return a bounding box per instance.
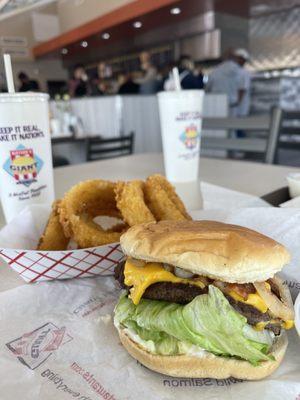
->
[133,21,142,28]
[170,7,181,15]
[102,32,110,40]
[61,48,68,55]
[81,41,88,47]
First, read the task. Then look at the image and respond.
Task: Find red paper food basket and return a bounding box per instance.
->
[0,244,124,283]
[0,204,125,283]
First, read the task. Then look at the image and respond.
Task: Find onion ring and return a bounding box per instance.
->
[37,200,69,251]
[59,180,126,248]
[254,277,294,321]
[115,180,156,226]
[144,174,191,221]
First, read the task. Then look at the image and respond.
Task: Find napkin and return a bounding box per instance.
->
[280,196,300,208]
[201,182,271,209]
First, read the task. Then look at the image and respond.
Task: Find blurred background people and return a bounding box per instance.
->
[118,71,140,94]
[206,48,250,117]
[98,62,112,80]
[164,55,203,90]
[18,72,40,92]
[233,48,251,118]
[178,55,204,89]
[0,72,7,92]
[90,62,119,96]
[138,51,159,94]
[156,62,175,91]
[194,61,205,90]
[68,64,90,98]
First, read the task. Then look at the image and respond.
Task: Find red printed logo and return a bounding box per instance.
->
[6,322,73,369]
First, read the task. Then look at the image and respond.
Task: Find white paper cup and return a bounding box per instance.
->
[0,93,55,222]
[158,90,204,183]
[158,90,204,209]
[287,173,300,199]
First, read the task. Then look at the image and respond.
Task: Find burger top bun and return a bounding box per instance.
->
[120,220,290,284]
[118,328,288,380]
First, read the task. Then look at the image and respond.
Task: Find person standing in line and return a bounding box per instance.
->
[68,64,90,98]
[205,49,247,116]
[177,55,203,89]
[138,51,159,94]
[118,71,140,94]
[164,55,203,90]
[18,72,40,92]
[232,48,251,118]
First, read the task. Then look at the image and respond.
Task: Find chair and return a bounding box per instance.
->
[53,156,70,167]
[201,107,282,164]
[274,110,300,164]
[86,132,134,162]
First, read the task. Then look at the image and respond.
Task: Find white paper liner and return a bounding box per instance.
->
[0,276,299,400]
[0,208,300,399]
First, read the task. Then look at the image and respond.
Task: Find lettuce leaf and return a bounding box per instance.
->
[114,286,274,365]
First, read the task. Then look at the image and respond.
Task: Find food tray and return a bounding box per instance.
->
[261,186,290,207]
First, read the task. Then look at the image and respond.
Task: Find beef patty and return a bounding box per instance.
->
[114,262,281,335]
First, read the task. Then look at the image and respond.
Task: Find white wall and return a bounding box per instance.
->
[0,2,58,60]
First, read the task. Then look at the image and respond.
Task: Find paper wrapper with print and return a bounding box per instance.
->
[0,205,124,283]
[1,207,300,400]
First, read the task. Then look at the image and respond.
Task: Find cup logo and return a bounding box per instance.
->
[3,144,43,187]
[179,124,199,150]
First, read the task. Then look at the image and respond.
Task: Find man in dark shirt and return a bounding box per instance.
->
[18,72,40,92]
[118,72,140,94]
[178,55,203,90]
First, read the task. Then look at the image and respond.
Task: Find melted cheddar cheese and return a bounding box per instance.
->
[254,319,294,331]
[282,320,294,329]
[254,321,270,331]
[123,260,295,329]
[228,290,268,313]
[124,259,205,305]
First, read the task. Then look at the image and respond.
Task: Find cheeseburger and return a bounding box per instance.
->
[114,220,294,380]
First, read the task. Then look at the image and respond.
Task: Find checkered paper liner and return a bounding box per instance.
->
[0,204,125,283]
[0,244,125,283]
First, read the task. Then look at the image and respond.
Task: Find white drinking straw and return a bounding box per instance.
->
[172,67,181,91]
[3,54,15,94]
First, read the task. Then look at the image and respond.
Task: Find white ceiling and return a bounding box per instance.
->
[0,0,56,19]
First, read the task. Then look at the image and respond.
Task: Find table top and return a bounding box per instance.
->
[53,153,299,198]
[1,153,299,291]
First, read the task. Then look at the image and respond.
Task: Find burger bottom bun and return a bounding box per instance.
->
[118,328,288,380]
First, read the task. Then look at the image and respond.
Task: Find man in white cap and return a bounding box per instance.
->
[233,48,251,119]
[206,48,251,118]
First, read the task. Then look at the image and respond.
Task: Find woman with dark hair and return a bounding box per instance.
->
[68,64,90,97]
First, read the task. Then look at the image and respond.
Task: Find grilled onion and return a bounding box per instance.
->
[254,277,294,321]
[174,266,194,279]
[163,263,173,273]
[129,258,145,268]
